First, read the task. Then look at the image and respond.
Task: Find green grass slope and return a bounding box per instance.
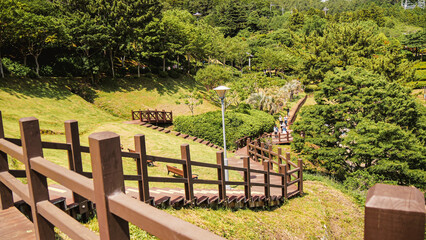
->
[0,78,237,189]
[93,76,219,118]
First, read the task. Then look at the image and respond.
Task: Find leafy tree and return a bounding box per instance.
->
[177,90,204,115]
[292,67,426,189]
[194,64,234,90]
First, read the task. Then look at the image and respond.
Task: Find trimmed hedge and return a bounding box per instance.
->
[174,109,275,149]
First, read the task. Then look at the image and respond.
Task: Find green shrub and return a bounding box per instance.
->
[168,70,180,79]
[159,71,168,78]
[2,58,32,77]
[174,109,274,149]
[304,84,319,93]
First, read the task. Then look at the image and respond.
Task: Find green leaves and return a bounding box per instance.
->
[292,67,426,189]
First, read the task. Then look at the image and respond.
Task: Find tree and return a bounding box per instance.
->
[0,0,15,78]
[177,90,203,115]
[292,67,426,189]
[195,64,234,90]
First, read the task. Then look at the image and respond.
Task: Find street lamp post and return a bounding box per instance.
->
[213,86,231,190]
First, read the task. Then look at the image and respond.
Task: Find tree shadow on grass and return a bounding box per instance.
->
[97,75,204,96]
[0,77,98,103]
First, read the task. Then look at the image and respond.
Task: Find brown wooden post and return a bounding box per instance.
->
[277,148,282,165]
[139,109,142,122]
[155,109,159,123]
[263,160,270,200]
[285,152,291,183]
[216,151,226,202]
[260,142,265,164]
[246,138,251,157]
[286,131,289,142]
[278,132,281,142]
[131,110,134,120]
[243,156,251,200]
[89,131,130,240]
[146,109,150,122]
[20,117,55,239]
[181,144,194,203]
[162,110,166,123]
[134,134,150,203]
[170,111,173,122]
[64,120,85,204]
[0,111,13,210]
[298,159,303,194]
[268,145,273,170]
[279,164,288,200]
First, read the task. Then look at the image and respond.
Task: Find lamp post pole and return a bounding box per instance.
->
[214,86,231,190]
[220,97,230,189]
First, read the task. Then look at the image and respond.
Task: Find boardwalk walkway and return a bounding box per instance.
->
[0,207,35,240]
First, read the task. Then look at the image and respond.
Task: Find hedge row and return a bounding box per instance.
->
[174,109,275,149]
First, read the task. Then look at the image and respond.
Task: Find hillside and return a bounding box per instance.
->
[1,77,365,239]
[93,76,219,118]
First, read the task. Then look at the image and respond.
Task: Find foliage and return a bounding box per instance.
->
[174,109,274,149]
[176,90,204,115]
[292,67,426,189]
[2,58,32,77]
[194,64,234,90]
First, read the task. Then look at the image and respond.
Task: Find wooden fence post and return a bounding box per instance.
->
[277,148,282,165]
[20,117,55,239]
[268,145,273,170]
[155,109,159,123]
[286,131,289,142]
[298,159,303,194]
[146,109,150,122]
[217,151,226,202]
[139,109,142,122]
[64,120,85,204]
[285,152,291,183]
[260,142,265,164]
[243,156,251,200]
[89,131,130,240]
[0,111,13,210]
[170,111,173,122]
[279,164,287,200]
[134,134,150,203]
[246,138,251,157]
[263,160,270,200]
[162,110,166,123]
[131,110,134,120]
[181,144,194,203]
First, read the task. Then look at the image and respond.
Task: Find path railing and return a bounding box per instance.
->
[246,138,303,198]
[0,112,222,240]
[131,109,172,124]
[288,95,307,126]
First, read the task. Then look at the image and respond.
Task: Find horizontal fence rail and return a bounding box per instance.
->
[131,109,173,124]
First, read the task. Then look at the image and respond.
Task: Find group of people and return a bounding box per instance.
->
[274,114,289,135]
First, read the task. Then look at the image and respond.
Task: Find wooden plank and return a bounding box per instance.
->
[0,207,35,240]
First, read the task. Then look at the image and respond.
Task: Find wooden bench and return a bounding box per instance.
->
[166,165,198,179]
[127,149,154,166]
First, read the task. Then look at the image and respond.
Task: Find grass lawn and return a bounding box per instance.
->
[0,78,241,190]
[93,76,219,119]
[56,179,364,240]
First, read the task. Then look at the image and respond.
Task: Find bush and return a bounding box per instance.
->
[174,109,274,149]
[159,71,168,78]
[168,70,180,79]
[2,58,32,77]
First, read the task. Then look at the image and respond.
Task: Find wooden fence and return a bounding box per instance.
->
[131,109,173,124]
[288,95,307,126]
[0,113,221,239]
[0,112,303,239]
[246,138,303,198]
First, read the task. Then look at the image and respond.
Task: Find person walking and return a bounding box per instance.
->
[284,115,288,126]
[274,125,279,138]
[279,115,283,126]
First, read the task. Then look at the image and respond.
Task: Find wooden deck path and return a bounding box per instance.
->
[0,207,35,240]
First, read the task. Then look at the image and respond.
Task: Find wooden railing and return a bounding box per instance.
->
[0,112,221,240]
[0,111,303,239]
[246,138,303,198]
[131,109,173,124]
[288,95,307,126]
